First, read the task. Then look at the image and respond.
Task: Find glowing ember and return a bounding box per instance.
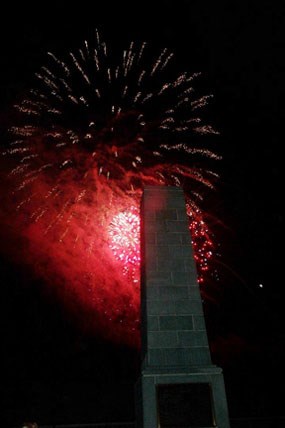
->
[188,210,214,283]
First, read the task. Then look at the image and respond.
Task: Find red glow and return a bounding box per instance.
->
[188,209,214,283]
[0,31,220,347]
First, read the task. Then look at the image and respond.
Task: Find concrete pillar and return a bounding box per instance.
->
[136,186,230,428]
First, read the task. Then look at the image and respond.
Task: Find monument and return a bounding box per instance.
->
[135,186,230,428]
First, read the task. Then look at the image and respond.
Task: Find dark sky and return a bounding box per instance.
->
[0,1,284,426]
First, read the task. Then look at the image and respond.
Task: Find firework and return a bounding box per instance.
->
[108,207,141,284]
[1,30,220,346]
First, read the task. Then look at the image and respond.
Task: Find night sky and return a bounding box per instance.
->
[0,2,284,426]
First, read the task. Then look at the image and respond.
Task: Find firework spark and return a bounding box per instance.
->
[1,30,220,346]
[108,207,141,284]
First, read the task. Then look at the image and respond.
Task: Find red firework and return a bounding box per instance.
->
[0,30,220,347]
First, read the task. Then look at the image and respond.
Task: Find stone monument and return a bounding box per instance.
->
[135,186,230,428]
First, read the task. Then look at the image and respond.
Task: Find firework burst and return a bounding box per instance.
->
[1,30,220,346]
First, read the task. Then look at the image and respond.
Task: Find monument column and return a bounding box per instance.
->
[136,186,230,428]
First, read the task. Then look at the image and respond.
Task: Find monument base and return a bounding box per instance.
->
[135,365,230,428]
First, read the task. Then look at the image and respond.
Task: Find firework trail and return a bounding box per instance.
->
[0,30,220,346]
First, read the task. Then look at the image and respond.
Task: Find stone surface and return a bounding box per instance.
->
[136,186,230,428]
